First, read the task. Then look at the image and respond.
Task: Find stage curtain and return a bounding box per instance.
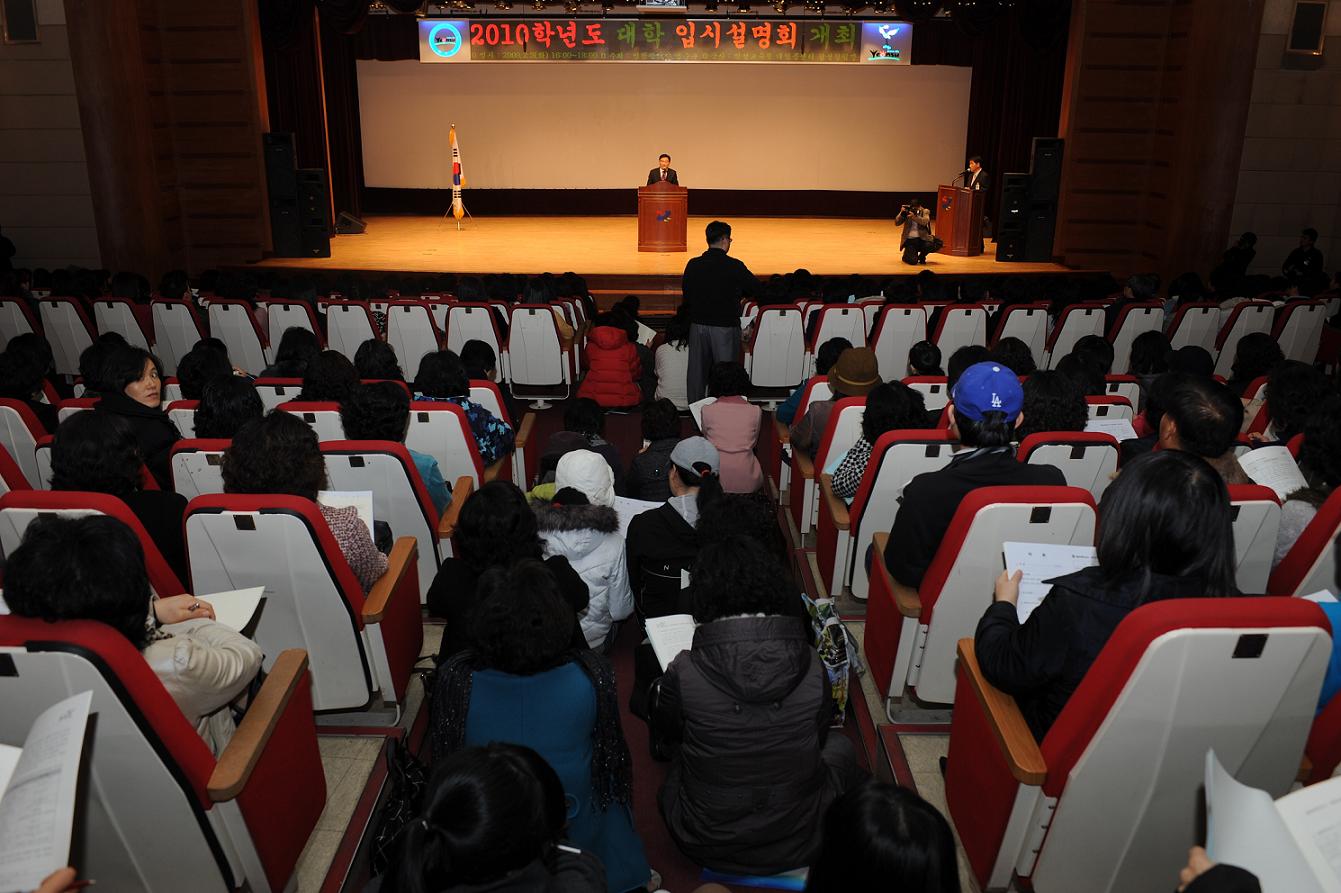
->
[261,0,329,170]
[350,12,419,60]
[321,12,367,219]
[318,0,370,35]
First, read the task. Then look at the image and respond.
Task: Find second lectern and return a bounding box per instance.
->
[637,182,688,252]
[935,185,985,257]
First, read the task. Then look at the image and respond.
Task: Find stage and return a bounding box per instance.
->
[245,214,1076,279]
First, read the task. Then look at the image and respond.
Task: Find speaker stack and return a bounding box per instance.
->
[995,137,1064,263]
[297,168,331,258]
[263,133,331,258]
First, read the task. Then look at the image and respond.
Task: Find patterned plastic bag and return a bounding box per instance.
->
[802,594,862,727]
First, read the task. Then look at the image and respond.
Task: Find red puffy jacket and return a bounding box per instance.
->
[578,325,642,407]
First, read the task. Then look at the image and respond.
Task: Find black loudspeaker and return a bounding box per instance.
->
[1028,138,1064,203]
[1287,0,1326,54]
[296,169,330,231]
[301,226,331,258]
[997,173,1031,237]
[335,212,367,235]
[995,234,1026,262]
[1024,203,1058,263]
[263,133,297,201]
[270,200,303,257]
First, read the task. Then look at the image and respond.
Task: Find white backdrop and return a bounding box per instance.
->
[356,60,972,191]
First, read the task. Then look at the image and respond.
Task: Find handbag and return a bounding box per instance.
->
[368,736,430,878]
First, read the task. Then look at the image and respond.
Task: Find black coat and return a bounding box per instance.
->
[122,490,189,587]
[95,392,181,490]
[646,167,678,185]
[975,565,1221,741]
[883,448,1066,589]
[625,437,677,502]
[680,248,756,328]
[624,498,698,621]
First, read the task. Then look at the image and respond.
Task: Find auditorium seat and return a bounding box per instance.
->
[321,440,467,598]
[170,439,230,500]
[263,301,324,350]
[385,300,443,374]
[0,443,30,495]
[151,299,209,377]
[0,297,39,349]
[1165,301,1221,354]
[0,490,184,595]
[806,306,868,376]
[1267,488,1341,596]
[1106,303,1165,374]
[1018,432,1119,501]
[277,401,345,442]
[1225,484,1282,594]
[207,299,270,376]
[944,598,1329,892]
[745,306,806,391]
[252,377,305,411]
[1241,376,1271,435]
[406,400,508,489]
[32,433,52,488]
[932,304,988,362]
[56,396,98,424]
[788,396,864,537]
[902,375,950,412]
[991,302,1050,360]
[1043,304,1106,369]
[38,297,96,377]
[446,303,506,373]
[93,297,154,350]
[0,617,324,893]
[1272,299,1327,364]
[506,304,574,408]
[184,494,423,717]
[166,399,198,438]
[325,301,381,362]
[0,398,45,488]
[1213,301,1275,379]
[869,304,927,381]
[162,378,184,404]
[1084,394,1134,422]
[865,486,1097,710]
[1102,374,1141,410]
[470,380,532,485]
[816,429,957,600]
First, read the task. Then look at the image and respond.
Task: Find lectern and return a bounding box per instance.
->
[637,182,688,252]
[935,185,986,257]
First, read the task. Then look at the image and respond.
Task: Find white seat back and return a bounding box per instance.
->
[38,299,94,376]
[1166,303,1221,353]
[170,447,226,500]
[207,302,268,375]
[325,303,379,362]
[252,380,303,411]
[445,304,504,363]
[1274,301,1326,364]
[794,380,832,423]
[746,308,806,389]
[1103,376,1141,409]
[167,404,196,439]
[0,299,35,350]
[1045,306,1106,368]
[871,305,927,381]
[33,440,52,489]
[92,299,152,349]
[1109,305,1166,374]
[811,306,868,354]
[1229,490,1282,593]
[469,385,508,424]
[1022,438,1119,501]
[150,301,203,377]
[0,404,41,487]
[385,302,440,374]
[507,306,569,387]
[904,376,950,413]
[1087,399,1134,422]
[265,302,321,347]
[1213,303,1275,378]
[933,306,988,361]
[406,402,484,488]
[995,305,1049,361]
[279,404,345,442]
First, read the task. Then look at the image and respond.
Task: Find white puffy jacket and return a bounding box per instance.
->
[531,501,633,649]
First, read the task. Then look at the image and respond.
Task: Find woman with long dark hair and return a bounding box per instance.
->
[977,449,1239,740]
[94,343,179,488]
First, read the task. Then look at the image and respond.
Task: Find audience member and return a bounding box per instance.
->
[193,375,263,440]
[176,342,233,400]
[222,411,387,591]
[790,347,879,457]
[0,332,57,431]
[776,336,851,426]
[1226,332,1284,398]
[653,308,691,410]
[805,781,961,893]
[1283,227,1325,288]
[461,338,519,422]
[1213,232,1257,285]
[1273,397,1341,568]
[427,480,588,659]
[1261,360,1335,443]
[299,349,359,402]
[261,327,321,379]
[77,332,128,396]
[413,350,515,466]
[625,437,724,621]
[1106,272,1161,330]
[1129,330,1171,379]
[945,344,991,390]
[884,362,1065,588]
[578,312,642,409]
[700,361,764,493]
[540,398,623,494]
[1168,345,1215,378]
[95,344,179,488]
[1157,372,1250,484]
[5,515,262,753]
[1015,370,1088,442]
[697,490,791,565]
[431,560,652,893]
[1054,351,1106,397]
[386,742,607,893]
[1071,334,1115,376]
[830,382,927,502]
[340,382,451,515]
[650,535,862,874]
[533,451,634,650]
[51,410,189,583]
[990,336,1036,376]
[907,340,944,377]
[354,338,405,382]
[976,450,1238,740]
[626,398,681,501]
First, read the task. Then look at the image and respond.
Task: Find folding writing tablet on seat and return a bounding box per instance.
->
[170,439,230,500]
[1018,432,1119,501]
[1268,487,1341,596]
[93,297,154,350]
[0,617,323,893]
[38,297,95,377]
[1107,303,1165,375]
[1165,301,1221,354]
[932,304,988,362]
[1102,374,1141,410]
[991,302,1049,359]
[1213,301,1275,378]
[1273,299,1326,364]
[151,299,208,376]
[0,398,46,491]
[167,399,198,438]
[902,375,950,412]
[745,307,806,389]
[869,304,926,383]
[325,301,380,362]
[277,400,345,442]
[184,495,422,717]
[864,486,1097,711]
[1043,304,1105,369]
[385,300,443,374]
[251,377,303,411]
[1084,394,1134,422]
[945,598,1330,892]
[1226,484,1282,593]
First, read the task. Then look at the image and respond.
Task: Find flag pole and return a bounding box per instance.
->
[448,122,469,230]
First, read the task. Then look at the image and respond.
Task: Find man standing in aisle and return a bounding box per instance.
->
[681,220,756,402]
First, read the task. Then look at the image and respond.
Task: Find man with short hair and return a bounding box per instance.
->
[1155,372,1251,485]
[681,220,756,402]
[895,199,935,266]
[1283,227,1325,288]
[963,155,989,192]
[883,361,1065,589]
[647,153,679,186]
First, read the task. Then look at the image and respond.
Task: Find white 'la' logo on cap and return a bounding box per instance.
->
[991,392,1002,408]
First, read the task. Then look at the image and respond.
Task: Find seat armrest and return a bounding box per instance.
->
[872,532,922,618]
[483,457,507,483]
[436,476,475,539]
[773,418,791,445]
[956,638,1047,785]
[794,447,815,479]
[516,412,536,449]
[209,649,311,801]
[820,474,849,530]
[363,537,418,624]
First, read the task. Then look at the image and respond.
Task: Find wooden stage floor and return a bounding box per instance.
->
[247,214,1074,278]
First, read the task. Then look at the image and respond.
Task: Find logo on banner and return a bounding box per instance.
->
[429,22,464,58]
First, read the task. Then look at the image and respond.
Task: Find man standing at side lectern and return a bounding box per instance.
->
[682,220,756,402]
[647,153,679,185]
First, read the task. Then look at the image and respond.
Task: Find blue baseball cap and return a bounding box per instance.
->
[952,362,1023,421]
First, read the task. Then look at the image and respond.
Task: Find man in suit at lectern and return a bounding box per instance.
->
[962,155,989,192]
[647,153,679,185]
